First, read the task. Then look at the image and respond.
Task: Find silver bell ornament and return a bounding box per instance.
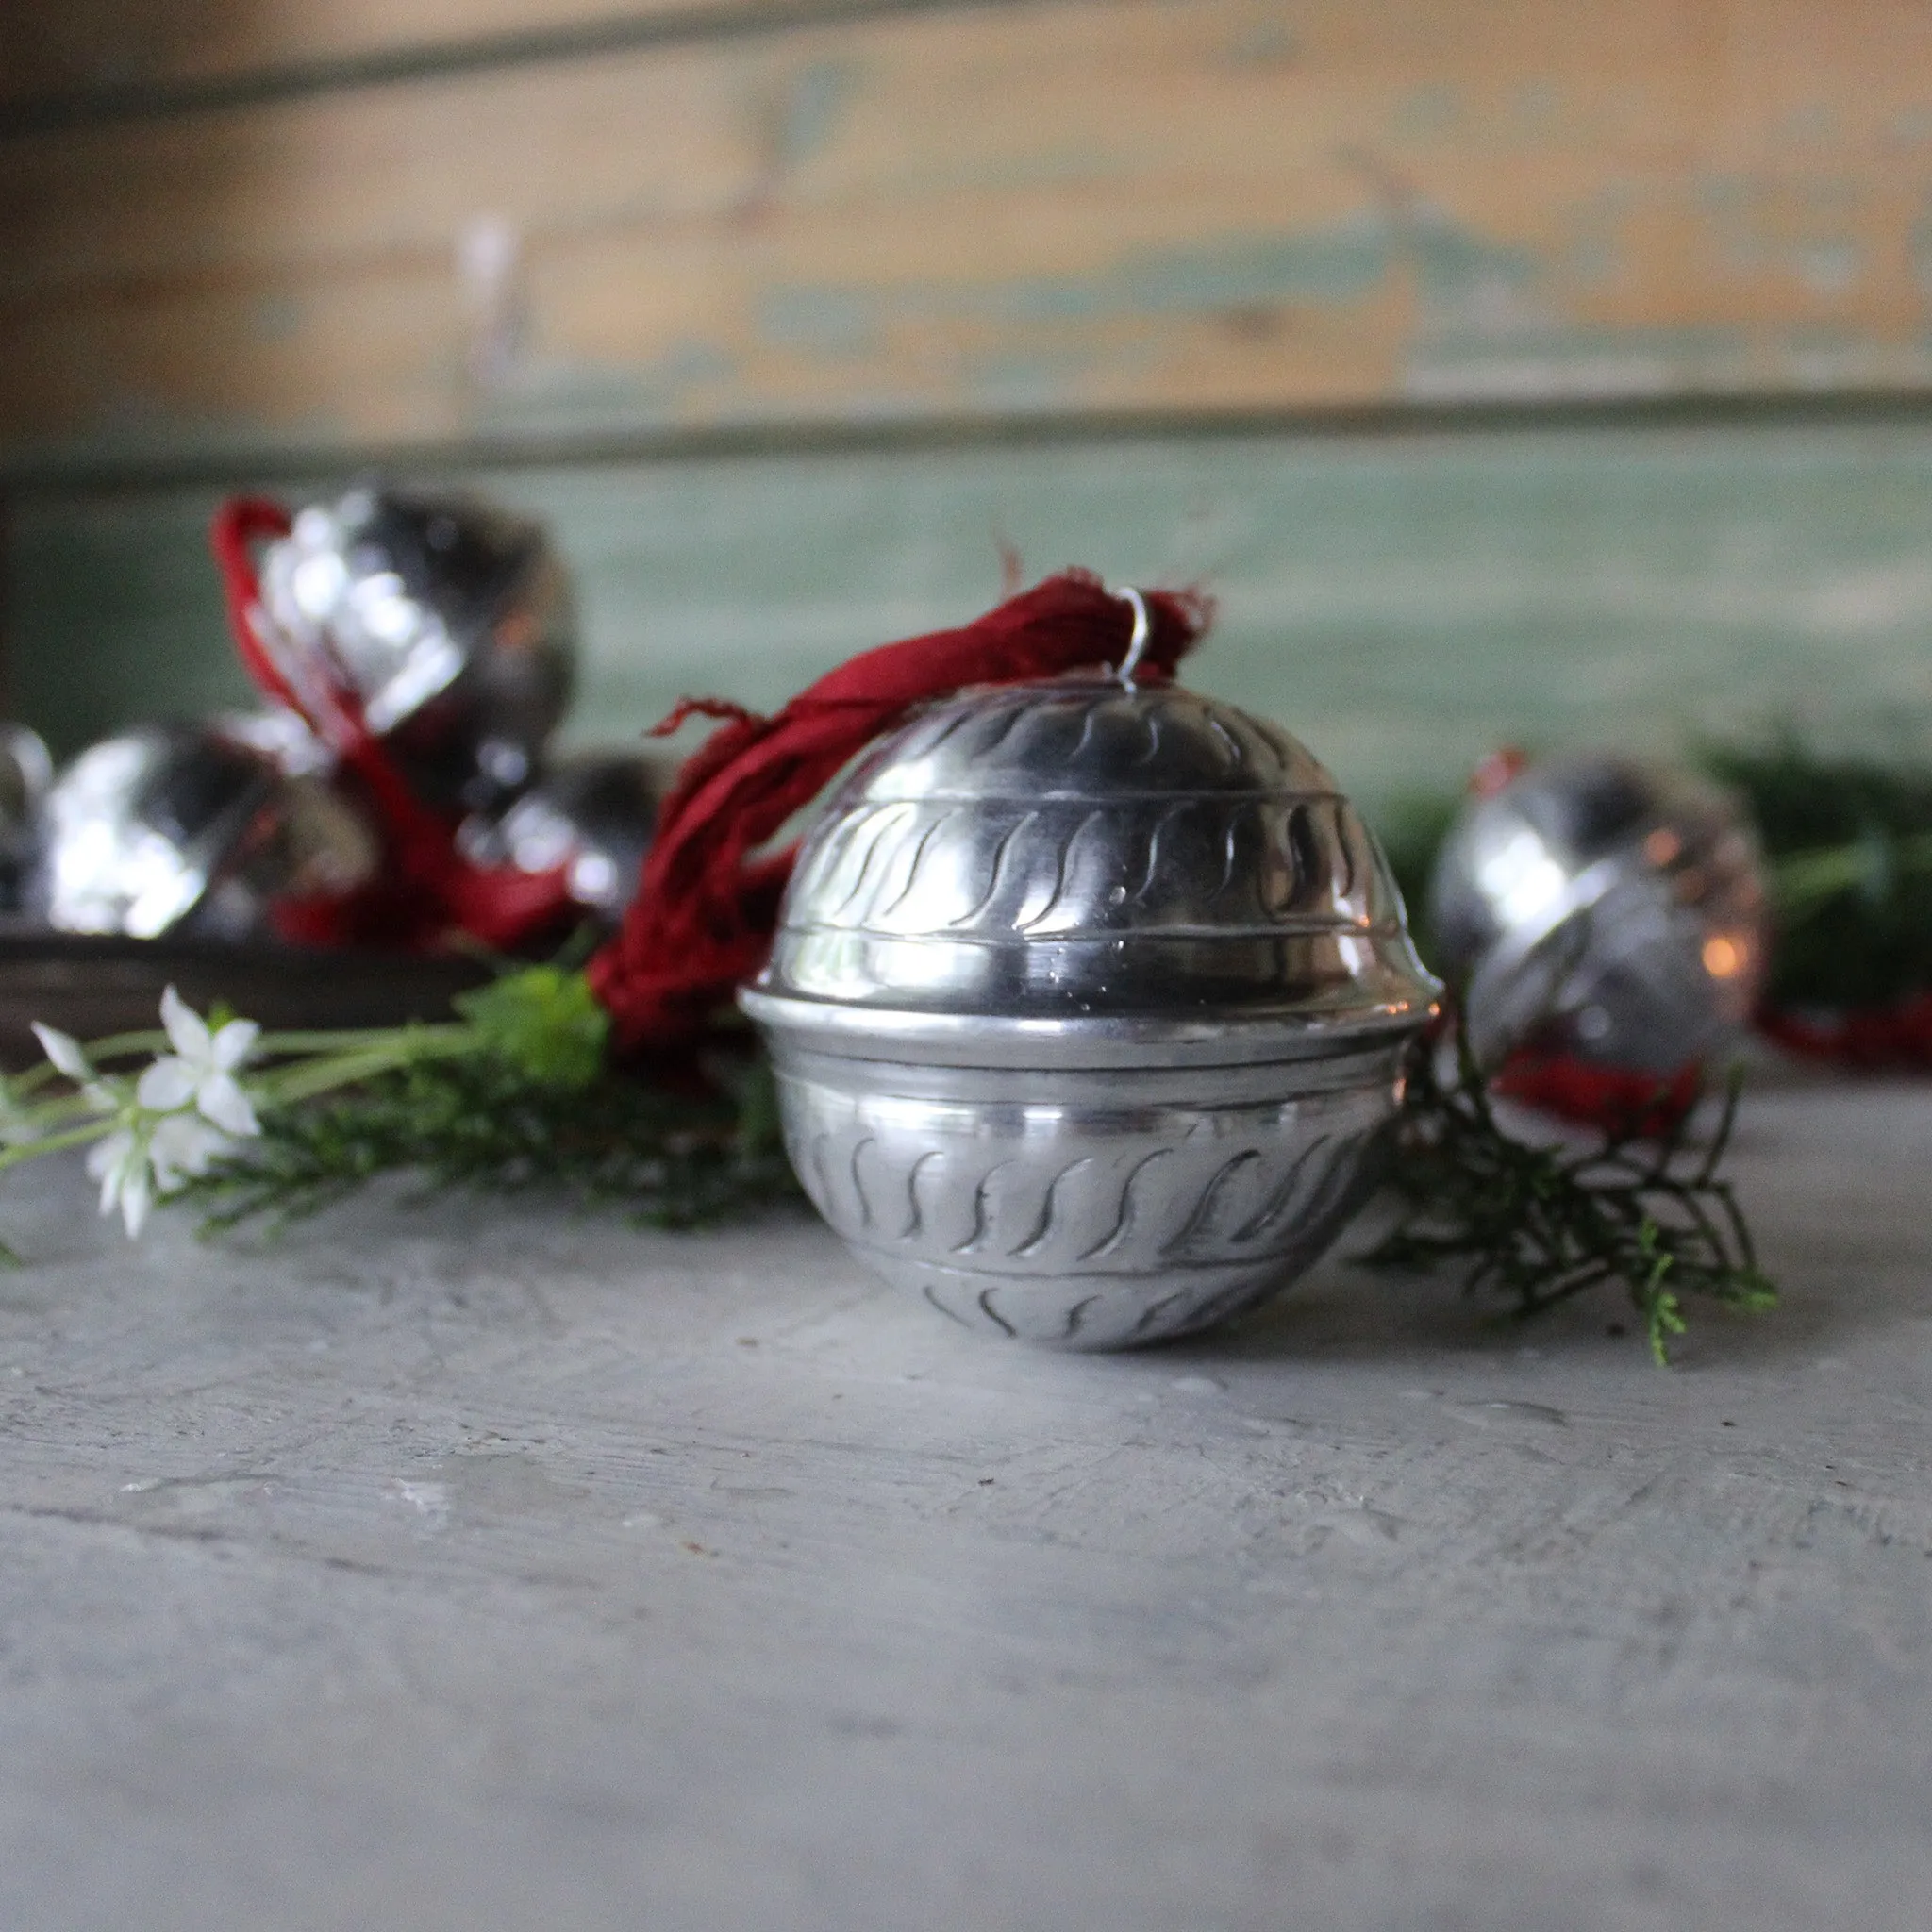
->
[0,723,53,914]
[257,485,575,811]
[1428,753,1769,1074]
[741,674,1441,1350]
[34,724,380,941]
[458,750,661,921]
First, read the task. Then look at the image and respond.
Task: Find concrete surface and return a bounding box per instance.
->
[0,1081,1927,1931]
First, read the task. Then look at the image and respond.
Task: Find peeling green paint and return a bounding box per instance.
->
[13,420,1932,808]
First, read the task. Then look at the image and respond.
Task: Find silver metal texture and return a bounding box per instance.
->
[741,675,1440,1349]
[458,749,662,919]
[258,485,576,812]
[1428,753,1769,1073]
[0,724,53,915]
[32,724,380,941]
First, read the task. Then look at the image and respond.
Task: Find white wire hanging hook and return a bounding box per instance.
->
[1110,585,1150,693]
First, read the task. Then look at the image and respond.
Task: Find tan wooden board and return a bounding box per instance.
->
[6,0,1932,462]
[0,0,814,105]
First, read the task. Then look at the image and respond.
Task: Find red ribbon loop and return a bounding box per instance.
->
[588,570,1212,1052]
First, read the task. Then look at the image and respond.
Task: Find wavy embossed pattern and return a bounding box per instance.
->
[786,794,1389,941]
[774,1058,1393,1349]
[853,685,1334,803]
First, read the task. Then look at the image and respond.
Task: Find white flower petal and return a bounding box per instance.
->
[86,1128,131,1187]
[208,1018,259,1072]
[195,1073,259,1138]
[119,1164,152,1239]
[137,1058,199,1112]
[151,1114,231,1191]
[159,986,212,1063]
[32,1024,92,1083]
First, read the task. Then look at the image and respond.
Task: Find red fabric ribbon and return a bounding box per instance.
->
[1491,1050,1703,1140]
[587,570,1211,1053]
[210,497,574,951]
[1756,994,1932,1069]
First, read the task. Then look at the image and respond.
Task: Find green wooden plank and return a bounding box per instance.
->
[12,418,1932,812]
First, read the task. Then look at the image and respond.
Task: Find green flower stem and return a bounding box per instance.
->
[1771,829,1932,922]
[252,1031,479,1109]
[254,1028,471,1056]
[0,1118,115,1174]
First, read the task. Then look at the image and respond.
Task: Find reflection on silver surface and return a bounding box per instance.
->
[258,485,575,811]
[458,750,660,918]
[1428,753,1768,1073]
[741,675,1440,1349]
[213,707,335,779]
[0,724,52,914]
[34,724,379,941]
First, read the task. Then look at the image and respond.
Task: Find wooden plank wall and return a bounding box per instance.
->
[6,0,1932,791]
[6,0,1932,471]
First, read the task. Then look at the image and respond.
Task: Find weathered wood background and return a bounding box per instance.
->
[4,0,1931,783]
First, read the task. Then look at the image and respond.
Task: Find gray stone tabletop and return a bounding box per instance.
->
[1,1082,1928,1931]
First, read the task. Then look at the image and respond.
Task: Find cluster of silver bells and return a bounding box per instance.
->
[12,487,661,942]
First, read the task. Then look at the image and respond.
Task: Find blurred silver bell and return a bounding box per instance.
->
[258,484,575,811]
[34,724,380,941]
[458,750,660,920]
[1429,753,1768,1073]
[0,723,53,915]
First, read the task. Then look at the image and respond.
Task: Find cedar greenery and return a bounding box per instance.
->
[1357,1021,1776,1365]
[1700,737,1932,1010]
[186,1050,795,1233]
[182,970,798,1233]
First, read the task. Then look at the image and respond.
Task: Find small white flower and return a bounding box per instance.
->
[86,1128,152,1239]
[32,1023,92,1085]
[84,1113,237,1240]
[137,987,260,1137]
[29,1022,116,1113]
[148,1112,234,1192]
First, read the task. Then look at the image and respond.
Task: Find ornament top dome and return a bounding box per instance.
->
[750,675,1438,1066]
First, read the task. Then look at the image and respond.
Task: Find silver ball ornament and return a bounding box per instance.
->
[258,485,575,811]
[458,750,661,921]
[741,675,1440,1350]
[0,724,53,915]
[1428,753,1769,1073]
[33,724,380,941]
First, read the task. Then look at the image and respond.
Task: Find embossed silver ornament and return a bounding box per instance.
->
[1428,753,1768,1073]
[32,724,379,941]
[257,485,575,810]
[458,750,661,920]
[740,673,1440,1350]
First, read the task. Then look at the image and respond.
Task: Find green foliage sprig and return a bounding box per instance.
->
[0,965,797,1243]
[185,1047,794,1234]
[185,963,796,1232]
[1701,737,1932,1009]
[1358,1022,1777,1364]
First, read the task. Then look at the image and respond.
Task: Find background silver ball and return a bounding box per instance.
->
[0,724,53,916]
[33,724,380,941]
[258,484,575,812]
[741,676,1439,1350]
[458,749,662,921]
[1427,753,1769,1073]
